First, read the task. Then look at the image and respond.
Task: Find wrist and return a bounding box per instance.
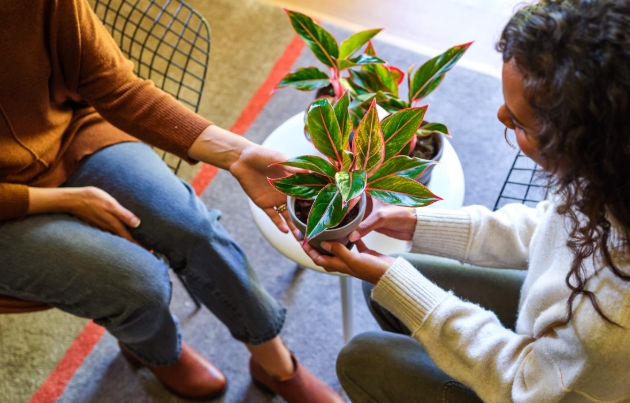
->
[27,187,80,215]
[188,125,254,170]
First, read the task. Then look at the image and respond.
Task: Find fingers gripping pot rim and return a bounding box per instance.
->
[288,193,367,256]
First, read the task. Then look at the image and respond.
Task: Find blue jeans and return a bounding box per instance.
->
[0,142,286,366]
[337,254,527,403]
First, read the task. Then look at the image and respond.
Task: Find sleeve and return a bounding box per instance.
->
[53,0,213,162]
[372,258,629,403]
[411,201,552,269]
[0,183,29,221]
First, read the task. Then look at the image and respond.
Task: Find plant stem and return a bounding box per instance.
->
[331,67,343,100]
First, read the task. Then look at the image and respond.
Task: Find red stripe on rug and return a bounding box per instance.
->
[191,34,305,195]
[28,34,305,403]
[28,321,105,403]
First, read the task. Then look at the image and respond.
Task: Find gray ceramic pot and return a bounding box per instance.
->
[416,132,444,185]
[288,193,367,255]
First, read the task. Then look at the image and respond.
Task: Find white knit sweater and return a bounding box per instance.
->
[372,202,630,403]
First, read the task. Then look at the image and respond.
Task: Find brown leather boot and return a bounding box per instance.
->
[119,341,227,400]
[250,353,345,403]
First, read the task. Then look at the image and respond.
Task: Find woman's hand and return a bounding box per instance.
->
[28,187,141,244]
[302,239,395,284]
[229,144,296,234]
[349,203,418,242]
[188,125,296,234]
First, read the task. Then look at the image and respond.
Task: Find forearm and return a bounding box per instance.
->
[187,125,257,170]
[27,187,79,215]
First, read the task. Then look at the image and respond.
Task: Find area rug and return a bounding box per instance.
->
[0,2,515,402]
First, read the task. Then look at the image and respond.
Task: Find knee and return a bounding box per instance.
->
[100,252,172,313]
[337,331,391,380]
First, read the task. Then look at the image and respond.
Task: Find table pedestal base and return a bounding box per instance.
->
[340,276,353,344]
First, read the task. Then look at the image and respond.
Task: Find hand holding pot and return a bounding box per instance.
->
[302,239,395,284]
[228,144,297,234]
[349,204,418,242]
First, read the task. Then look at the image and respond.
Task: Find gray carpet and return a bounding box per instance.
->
[54,24,514,403]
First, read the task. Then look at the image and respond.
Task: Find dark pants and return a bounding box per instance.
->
[336,253,526,403]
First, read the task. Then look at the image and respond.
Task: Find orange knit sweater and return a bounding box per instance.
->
[0,0,213,222]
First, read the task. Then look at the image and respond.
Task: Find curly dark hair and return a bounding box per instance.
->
[497,0,630,326]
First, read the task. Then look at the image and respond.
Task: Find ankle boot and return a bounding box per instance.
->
[250,353,344,403]
[119,341,227,400]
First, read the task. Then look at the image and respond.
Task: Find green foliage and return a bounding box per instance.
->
[277,11,385,96]
[269,98,441,242]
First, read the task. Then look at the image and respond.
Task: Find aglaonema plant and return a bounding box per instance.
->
[347,41,472,155]
[268,92,441,243]
[275,10,387,101]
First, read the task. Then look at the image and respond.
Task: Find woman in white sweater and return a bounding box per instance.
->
[303,0,630,402]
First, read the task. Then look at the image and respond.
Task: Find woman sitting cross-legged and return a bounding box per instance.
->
[303,0,630,401]
[0,1,344,402]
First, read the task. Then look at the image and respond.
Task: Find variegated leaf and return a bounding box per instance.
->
[368,155,433,182]
[269,173,330,199]
[305,184,348,241]
[275,156,338,178]
[410,42,472,101]
[277,67,330,91]
[381,107,427,161]
[307,98,344,166]
[337,54,386,70]
[368,176,441,207]
[335,170,367,204]
[339,28,382,59]
[286,10,339,68]
[333,91,352,149]
[353,101,384,175]
[419,122,450,137]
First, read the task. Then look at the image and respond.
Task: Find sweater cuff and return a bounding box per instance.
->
[372,257,450,333]
[0,183,29,222]
[411,208,471,261]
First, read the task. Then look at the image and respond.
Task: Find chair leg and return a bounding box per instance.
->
[176,272,202,310]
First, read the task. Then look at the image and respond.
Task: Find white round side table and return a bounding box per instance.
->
[248,112,465,343]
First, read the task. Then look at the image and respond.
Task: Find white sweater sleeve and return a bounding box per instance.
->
[411,201,552,269]
[372,258,628,403]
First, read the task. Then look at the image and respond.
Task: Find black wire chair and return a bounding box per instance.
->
[493,151,549,211]
[91,0,211,175]
[91,0,211,309]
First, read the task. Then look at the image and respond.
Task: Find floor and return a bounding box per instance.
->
[259,0,530,78]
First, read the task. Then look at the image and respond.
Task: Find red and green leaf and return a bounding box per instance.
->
[367,176,441,207]
[353,101,384,175]
[368,155,433,182]
[274,156,338,178]
[307,98,344,166]
[305,184,348,241]
[365,41,377,57]
[286,10,339,68]
[339,28,383,59]
[333,91,353,149]
[363,63,398,95]
[277,67,331,91]
[337,54,386,70]
[269,173,331,199]
[381,107,427,161]
[389,66,405,84]
[419,121,450,137]
[335,170,367,204]
[410,42,472,101]
[349,70,393,94]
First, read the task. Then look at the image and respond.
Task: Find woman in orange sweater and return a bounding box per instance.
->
[0,1,342,402]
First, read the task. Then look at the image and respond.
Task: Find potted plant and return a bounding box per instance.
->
[346,41,472,184]
[276,10,386,101]
[268,94,441,254]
